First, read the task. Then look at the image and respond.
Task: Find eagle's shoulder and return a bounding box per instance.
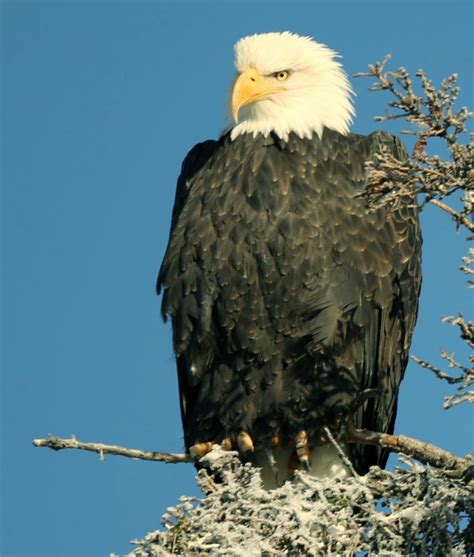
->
[366,130,409,161]
[171,139,221,223]
[156,139,220,296]
[323,128,408,161]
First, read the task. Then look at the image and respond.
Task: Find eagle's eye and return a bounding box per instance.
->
[274,70,289,81]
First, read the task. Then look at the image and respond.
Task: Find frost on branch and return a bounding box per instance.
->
[353,55,473,231]
[126,447,472,556]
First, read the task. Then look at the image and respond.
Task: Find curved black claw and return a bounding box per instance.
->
[301,458,312,472]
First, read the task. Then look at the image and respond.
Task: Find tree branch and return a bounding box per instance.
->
[32,436,191,464]
[411,354,468,384]
[428,198,474,232]
[346,426,472,479]
[33,431,472,480]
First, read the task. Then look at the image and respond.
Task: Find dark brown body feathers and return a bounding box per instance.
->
[158,128,421,474]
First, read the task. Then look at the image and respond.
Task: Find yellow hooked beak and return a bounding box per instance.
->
[231,68,285,123]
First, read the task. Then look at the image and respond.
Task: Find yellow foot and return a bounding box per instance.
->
[189,432,256,461]
[189,441,214,459]
[236,431,255,459]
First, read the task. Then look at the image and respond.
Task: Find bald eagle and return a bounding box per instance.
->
[158,32,421,486]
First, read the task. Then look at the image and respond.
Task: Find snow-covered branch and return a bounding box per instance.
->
[123,447,473,557]
[346,426,471,479]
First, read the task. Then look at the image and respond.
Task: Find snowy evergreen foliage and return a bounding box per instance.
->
[127,447,473,556]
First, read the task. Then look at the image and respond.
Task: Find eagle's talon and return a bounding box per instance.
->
[236,431,255,458]
[301,459,312,472]
[189,441,213,460]
[221,437,233,451]
[271,431,281,448]
[295,430,310,467]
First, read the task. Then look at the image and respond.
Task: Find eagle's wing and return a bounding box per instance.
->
[351,132,422,473]
[277,130,421,473]
[157,139,220,433]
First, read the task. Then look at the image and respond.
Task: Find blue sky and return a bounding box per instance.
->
[2,1,472,555]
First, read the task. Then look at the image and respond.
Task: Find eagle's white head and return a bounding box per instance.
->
[230,32,355,142]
